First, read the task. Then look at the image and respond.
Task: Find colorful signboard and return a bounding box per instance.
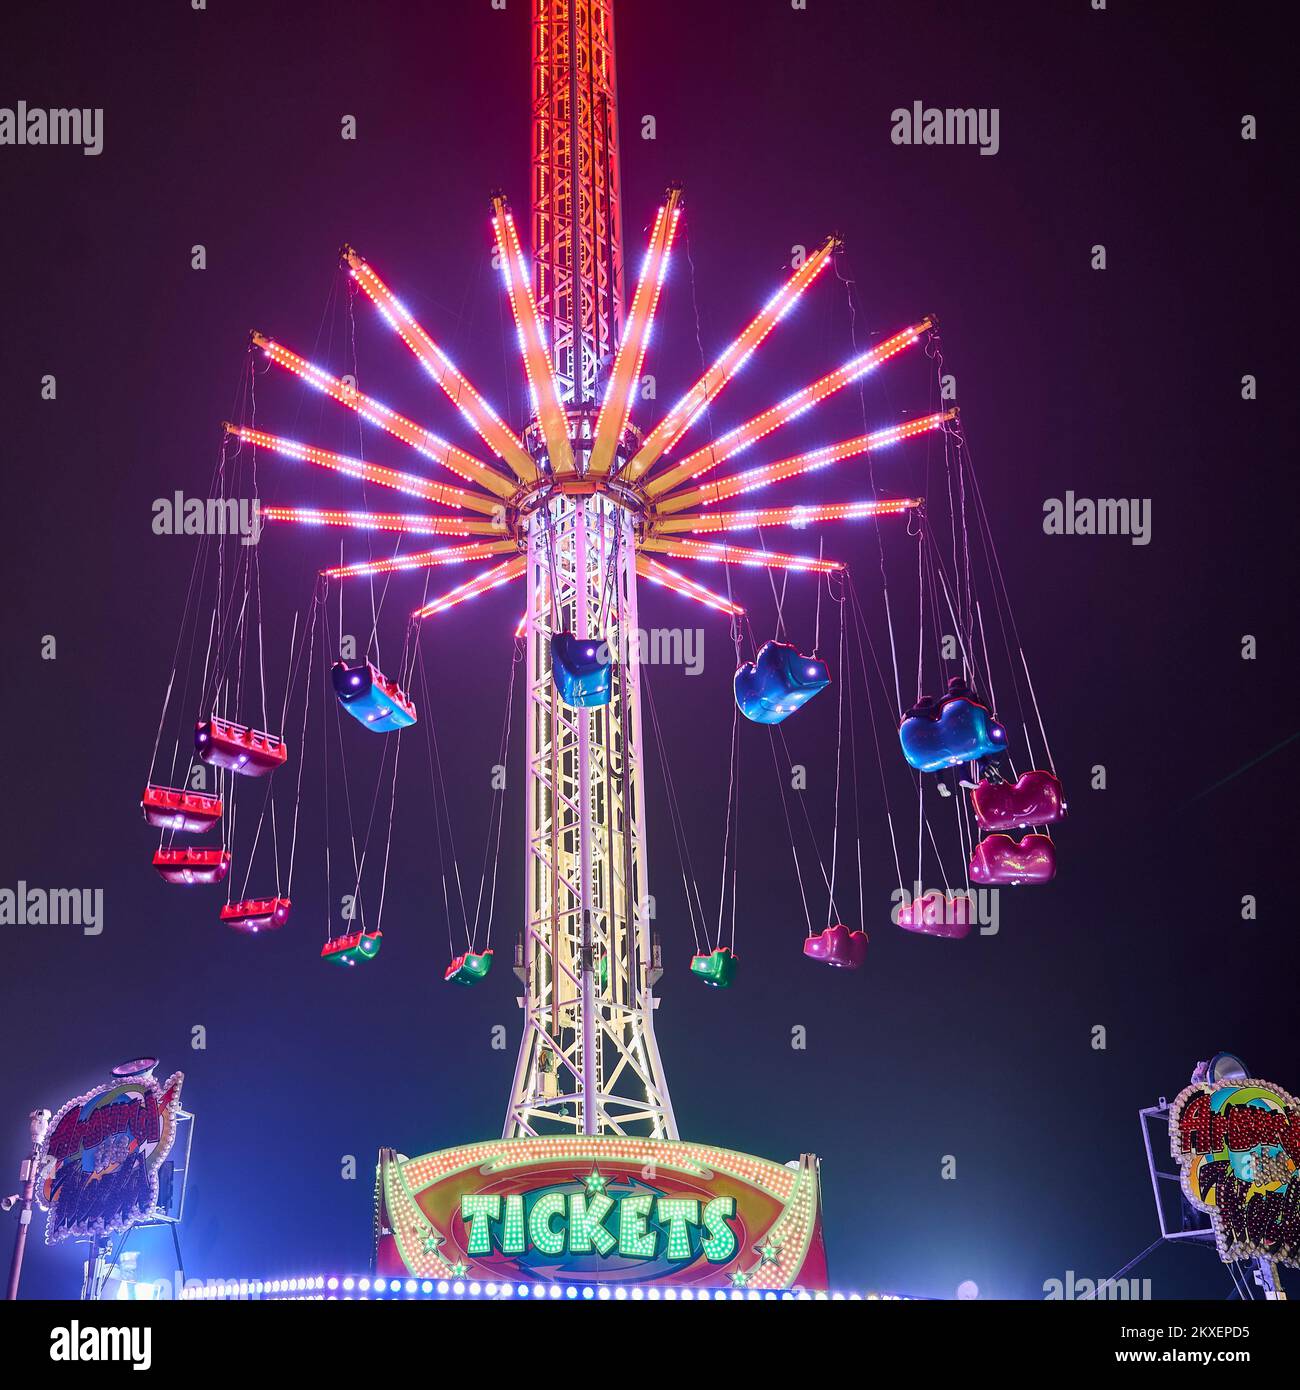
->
[1169,1077,1300,1268]
[375,1136,828,1290]
[35,1061,185,1244]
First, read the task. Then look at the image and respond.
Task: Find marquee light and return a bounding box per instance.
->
[35,1067,186,1245]
[623,235,839,482]
[377,1137,827,1292]
[654,496,923,534]
[181,1273,897,1300]
[1169,1077,1300,1268]
[250,332,514,499]
[343,247,536,483]
[646,320,935,498]
[223,425,501,515]
[588,190,683,477]
[656,409,956,514]
[491,199,575,474]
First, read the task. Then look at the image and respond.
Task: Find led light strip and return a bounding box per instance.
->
[641,537,844,573]
[623,235,838,482]
[250,332,514,499]
[634,556,744,615]
[491,200,575,474]
[182,1273,907,1301]
[413,556,528,618]
[588,190,683,476]
[261,506,500,536]
[654,496,923,534]
[224,424,502,516]
[646,321,935,498]
[324,540,517,579]
[656,410,955,515]
[344,248,536,483]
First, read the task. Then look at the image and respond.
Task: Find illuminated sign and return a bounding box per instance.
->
[460,1182,738,1264]
[36,1061,185,1244]
[1169,1077,1300,1268]
[376,1137,828,1290]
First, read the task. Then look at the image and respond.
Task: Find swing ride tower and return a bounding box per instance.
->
[505,0,674,1141]
[190,0,971,1290]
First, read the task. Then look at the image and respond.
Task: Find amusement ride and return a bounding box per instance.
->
[139,0,1063,1291]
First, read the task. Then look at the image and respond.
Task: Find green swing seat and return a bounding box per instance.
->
[690,946,737,988]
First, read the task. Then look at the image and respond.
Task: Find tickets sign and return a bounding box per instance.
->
[375,1136,828,1290]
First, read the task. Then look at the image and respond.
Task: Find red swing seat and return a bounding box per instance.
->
[153,847,231,885]
[141,784,222,832]
[194,716,288,776]
[320,929,383,965]
[219,896,291,932]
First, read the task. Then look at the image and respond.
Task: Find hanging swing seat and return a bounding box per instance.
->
[550,633,612,707]
[802,923,868,969]
[219,896,291,932]
[152,847,231,885]
[331,660,417,732]
[896,890,974,939]
[690,946,737,988]
[899,697,1006,772]
[321,929,383,965]
[969,833,1056,886]
[141,784,223,832]
[734,641,830,725]
[970,770,1065,831]
[444,948,494,985]
[194,716,288,776]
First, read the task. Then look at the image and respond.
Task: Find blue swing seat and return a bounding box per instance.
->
[551,633,612,707]
[331,660,417,732]
[898,697,1006,772]
[734,641,830,724]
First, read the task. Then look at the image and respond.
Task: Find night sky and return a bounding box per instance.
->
[0,0,1293,1301]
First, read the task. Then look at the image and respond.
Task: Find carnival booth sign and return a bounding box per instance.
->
[375,1136,828,1290]
[1169,1077,1300,1268]
[35,1060,186,1244]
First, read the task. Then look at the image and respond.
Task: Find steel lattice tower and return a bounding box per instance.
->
[505,0,676,1139]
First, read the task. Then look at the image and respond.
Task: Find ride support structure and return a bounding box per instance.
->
[506,0,674,1139]
[191,0,964,1290]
